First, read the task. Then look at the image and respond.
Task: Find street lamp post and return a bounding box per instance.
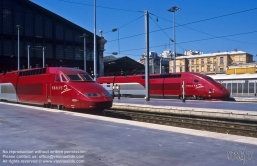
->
[168,6,181,73]
[27,45,30,69]
[32,46,46,68]
[94,0,97,81]
[42,47,45,67]
[145,10,150,101]
[16,25,22,70]
[160,58,162,74]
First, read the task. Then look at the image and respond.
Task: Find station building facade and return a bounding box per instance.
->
[169,50,255,75]
[0,0,106,76]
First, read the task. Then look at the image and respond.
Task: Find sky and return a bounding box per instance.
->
[30,0,257,62]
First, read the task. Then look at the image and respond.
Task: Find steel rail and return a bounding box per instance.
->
[104,109,257,138]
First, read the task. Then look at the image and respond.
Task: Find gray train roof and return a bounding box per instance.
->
[176,51,247,59]
[209,73,257,80]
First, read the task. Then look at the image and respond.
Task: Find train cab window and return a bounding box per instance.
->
[194,79,199,83]
[81,74,93,81]
[205,76,217,83]
[55,75,60,82]
[66,74,83,81]
[61,75,67,82]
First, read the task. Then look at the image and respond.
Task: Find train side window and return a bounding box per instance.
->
[55,75,60,82]
[194,79,199,83]
[38,69,42,74]
[61,75,67,82]
[43,68,46,74]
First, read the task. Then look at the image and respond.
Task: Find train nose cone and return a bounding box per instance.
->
[223,90,230,98]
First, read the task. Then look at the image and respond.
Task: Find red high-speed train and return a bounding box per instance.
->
[0,67,113,110]
[97,72,230,100]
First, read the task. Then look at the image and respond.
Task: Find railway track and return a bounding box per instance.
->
[104,109,257,138]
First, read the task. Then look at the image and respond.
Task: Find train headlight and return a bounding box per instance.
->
[103,91,112,97]
[85,93,100,97]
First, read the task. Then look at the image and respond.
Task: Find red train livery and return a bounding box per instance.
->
[97,72,230,100]
[0,67,113,110]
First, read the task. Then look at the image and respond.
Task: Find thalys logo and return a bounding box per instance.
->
[195,84,204,89]
[61,85,71,94]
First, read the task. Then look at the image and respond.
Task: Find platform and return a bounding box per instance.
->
[0,102,257,166]
[231,96,257,102]
[112,98,257,121]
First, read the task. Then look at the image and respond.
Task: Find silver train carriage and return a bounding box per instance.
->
[210,73,257,96]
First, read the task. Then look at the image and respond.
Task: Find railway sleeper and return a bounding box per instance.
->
[139,117,257,131]
[105,110,257,137]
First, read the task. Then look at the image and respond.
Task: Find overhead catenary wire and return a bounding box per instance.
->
[178,25,257,45]
[56,0,257,46]
[103,15,144,54]
[149,15,185,51]
[55,0,257,56]
[109,7,257,43]
[55,0,143,13]
[105,52,140,57]
[114,30,257,54]
[103,15,144,34]
[150,11,257,45]
[150,7,257,27]
[177,30,257,44]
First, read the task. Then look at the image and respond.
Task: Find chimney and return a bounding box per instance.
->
[234,49,237,52]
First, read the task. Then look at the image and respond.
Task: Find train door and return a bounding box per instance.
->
[50,73,64,107]
[45,74,52,106]
[150,77,164,98]
[59,74,78,109]
[163,77,181,98]
[190,77,206,99]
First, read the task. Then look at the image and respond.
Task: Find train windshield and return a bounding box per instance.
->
[81,74,94,81]
[66,74,94,82]
[205,76,217,83]
[66,74,83,81]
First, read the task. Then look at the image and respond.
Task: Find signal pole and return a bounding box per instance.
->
[94,0,97,81]
[145,10,150,101]
[16,25,22,70]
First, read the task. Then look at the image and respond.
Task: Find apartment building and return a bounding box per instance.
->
[169,50,254,74]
